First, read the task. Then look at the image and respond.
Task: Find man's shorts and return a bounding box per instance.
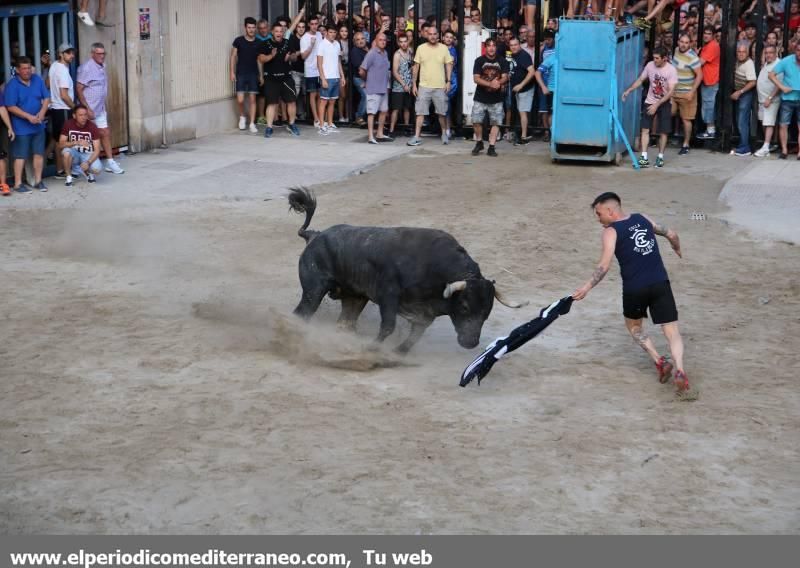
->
[641,100,672,134]
[291,71,305,95]
[366,93,389,115]
[537,87,553,113]
[304,76,320,93]
[320,78,340,100]
[48,108,71,142]
[758,98,781,127]
[94,112,108,129]
[471,100,504,126]
[10,130,46,159]
[264,75,297,105]
[391,91,414,111]
[235,72,260,94]
[671,92,698,120]
[415,86,447,116]
[62,146,102,173]
[622,281,678,325]
[778,99,800,126]
[516,88,534,113]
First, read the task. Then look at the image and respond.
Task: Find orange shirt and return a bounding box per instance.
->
[700,40,720,86]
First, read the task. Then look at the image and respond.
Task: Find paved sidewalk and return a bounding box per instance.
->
[719,158,800,244]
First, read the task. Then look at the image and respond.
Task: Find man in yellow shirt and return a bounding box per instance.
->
[408,28,453,146]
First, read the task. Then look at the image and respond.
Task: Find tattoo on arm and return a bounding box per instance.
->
[589,266,608,288]
[652,221,670,237]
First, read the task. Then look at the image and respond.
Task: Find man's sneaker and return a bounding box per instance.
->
[338,117,349,124]
[287,123,301,136]
[696,131,712,139]
[753,146,770,158]
[327,123,339,132]
[87,173,96,183]
[54,170,67,179]
[487,145,498,157]
[655,356,674,384]
[257,116,267,125]
[518,136,531,145]
[14,184,31,193]
[673,370,690,392]
[733,149,751,157]
[313,120,321,128]
[248,122,258,133]
[77,11,95,26]
[368,138,379,145]
[655,156,664,168]
[471,141,484,155]
[105,160,125,174]
[318,126,329,136]
[638,157,650,168]
[441,132,449,145]
[35,181,48,192]
[264,126,274,138]
[238,116,247,130]
[542,130,551,142]
[406,137,422,146]
[678,146,690,156]
[64,175,74,187]
[778,152,788,159]
[375,135,394,142]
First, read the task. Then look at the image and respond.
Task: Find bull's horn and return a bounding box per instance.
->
[443,280,467,298]
[494,288,529,309]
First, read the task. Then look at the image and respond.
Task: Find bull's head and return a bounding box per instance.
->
[443,279,527,349]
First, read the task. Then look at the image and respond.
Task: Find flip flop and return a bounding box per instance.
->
[1,183,11,196]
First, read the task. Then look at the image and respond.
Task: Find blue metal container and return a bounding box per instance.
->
[550,18,645,164]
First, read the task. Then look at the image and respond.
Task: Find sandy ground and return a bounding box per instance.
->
[1,140,799,534]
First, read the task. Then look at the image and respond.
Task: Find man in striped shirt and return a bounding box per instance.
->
[671,33,703,155]
[77,42,124,174]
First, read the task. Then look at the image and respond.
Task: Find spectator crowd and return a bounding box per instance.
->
[2,0,799,195]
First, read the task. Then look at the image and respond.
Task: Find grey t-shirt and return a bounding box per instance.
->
[360,48,390,95]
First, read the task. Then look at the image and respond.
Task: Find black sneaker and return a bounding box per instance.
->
[471,141,484,156]
[487,145,498,157]
[678,146,690,156]
[638,157,650,168]
[517,136,531,145]
[542,130,551,143]
[54,170,67,179]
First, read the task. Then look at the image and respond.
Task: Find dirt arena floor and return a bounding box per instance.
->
[2,148,799,534]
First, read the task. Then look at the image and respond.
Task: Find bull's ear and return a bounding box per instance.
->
[443,280,468,298]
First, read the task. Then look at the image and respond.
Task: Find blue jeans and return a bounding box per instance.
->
[701,83,718,127]
[735,90,754,153]
[352,77,367,119]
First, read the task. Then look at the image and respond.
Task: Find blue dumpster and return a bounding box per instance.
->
[550,18,645,165]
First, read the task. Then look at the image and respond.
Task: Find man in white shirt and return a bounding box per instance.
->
[299,16,324,127]
[754,45,782,157]
[48,43,76,177]
[316,24,346,134]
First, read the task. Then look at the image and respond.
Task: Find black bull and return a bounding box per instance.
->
[288,187,526,353]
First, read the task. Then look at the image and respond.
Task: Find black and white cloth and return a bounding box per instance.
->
[460,296,574,387]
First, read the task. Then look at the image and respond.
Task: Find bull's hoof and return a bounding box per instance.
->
[394,344,412,355]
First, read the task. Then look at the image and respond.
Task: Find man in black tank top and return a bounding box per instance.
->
[572,192,691,392]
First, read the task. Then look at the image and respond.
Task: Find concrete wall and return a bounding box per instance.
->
[124,0,260,152]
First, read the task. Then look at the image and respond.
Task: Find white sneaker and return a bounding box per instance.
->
[238,116,246,130]
[318,126,329,136]
[77,11,95,26]
[327,123,339,132]
[105,160,125,174]
[753,146,770,158]
[248,122,258,133]
[65,175,74,187]
[314,120,321,128]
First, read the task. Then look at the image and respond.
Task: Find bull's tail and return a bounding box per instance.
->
[288,187,319,243]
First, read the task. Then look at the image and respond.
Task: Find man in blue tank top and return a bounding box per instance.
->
[572,192,690,392]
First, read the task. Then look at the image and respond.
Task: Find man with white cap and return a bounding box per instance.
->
[49,42,77,178]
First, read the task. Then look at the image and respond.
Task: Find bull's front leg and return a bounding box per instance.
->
[395,319,433,354]
[375,293,400,343]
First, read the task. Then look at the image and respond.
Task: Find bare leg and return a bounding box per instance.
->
[658,132,668,154]
[415,114,425,138]
[437,114,447,136]
[473,123,483,141]
[640,128,650,152]
[661,322,685,372]
[80,0,89,11]
[763,125,774,146]
[248,93,257,125]
[377,111,387,135]
[97,0,107,21]
[32,154,44,184]
[525,5,536,29]
[62,150,73,173]
[257,95,265,122]
[488,124,500,145]
[266,103,276,128]
[367,113,376,140]
[778,124,788,155]
[318,98,327,127]
[99,128,113,163]
[309,92,320,124]
[520,111,528,138]
[236,93,245,119]
[682,118,692,147]
[390,109,399,133]
[326,100,336,126]
[13,158,24,187]
[287,102,297,124]
[624,317,662,363]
